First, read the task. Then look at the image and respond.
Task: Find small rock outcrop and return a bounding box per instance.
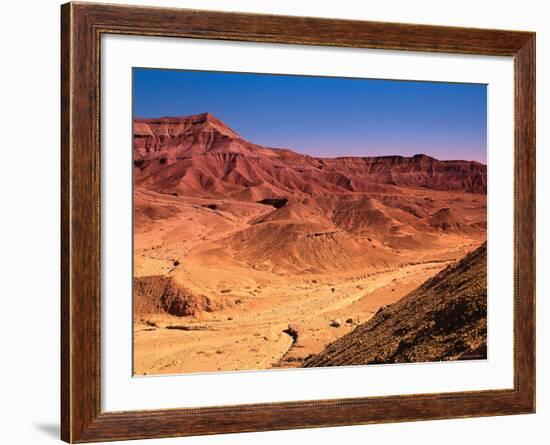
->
[134,276,229,317]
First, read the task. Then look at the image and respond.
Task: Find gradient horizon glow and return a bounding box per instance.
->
[133,68,487,164]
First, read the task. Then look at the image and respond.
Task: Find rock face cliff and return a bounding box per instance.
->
[303,242,487,367]
[133,113,487,196]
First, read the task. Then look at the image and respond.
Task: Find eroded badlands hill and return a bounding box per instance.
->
[133,113,487,272]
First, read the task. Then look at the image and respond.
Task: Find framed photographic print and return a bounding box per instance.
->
[61,2,536,442]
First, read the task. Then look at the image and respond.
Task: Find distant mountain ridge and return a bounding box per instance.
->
[133,112,487,196]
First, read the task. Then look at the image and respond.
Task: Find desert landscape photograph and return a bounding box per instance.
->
[132,69,487,376]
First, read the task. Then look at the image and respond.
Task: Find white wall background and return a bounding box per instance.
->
[0,0,546,444]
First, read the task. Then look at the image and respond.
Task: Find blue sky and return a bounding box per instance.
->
[133,68,487,163]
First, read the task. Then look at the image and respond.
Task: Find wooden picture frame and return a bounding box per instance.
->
[61,2,536,442]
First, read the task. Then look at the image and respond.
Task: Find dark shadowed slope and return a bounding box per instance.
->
[303,242,487,367]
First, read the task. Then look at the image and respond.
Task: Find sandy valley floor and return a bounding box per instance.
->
[133,192,484,375]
